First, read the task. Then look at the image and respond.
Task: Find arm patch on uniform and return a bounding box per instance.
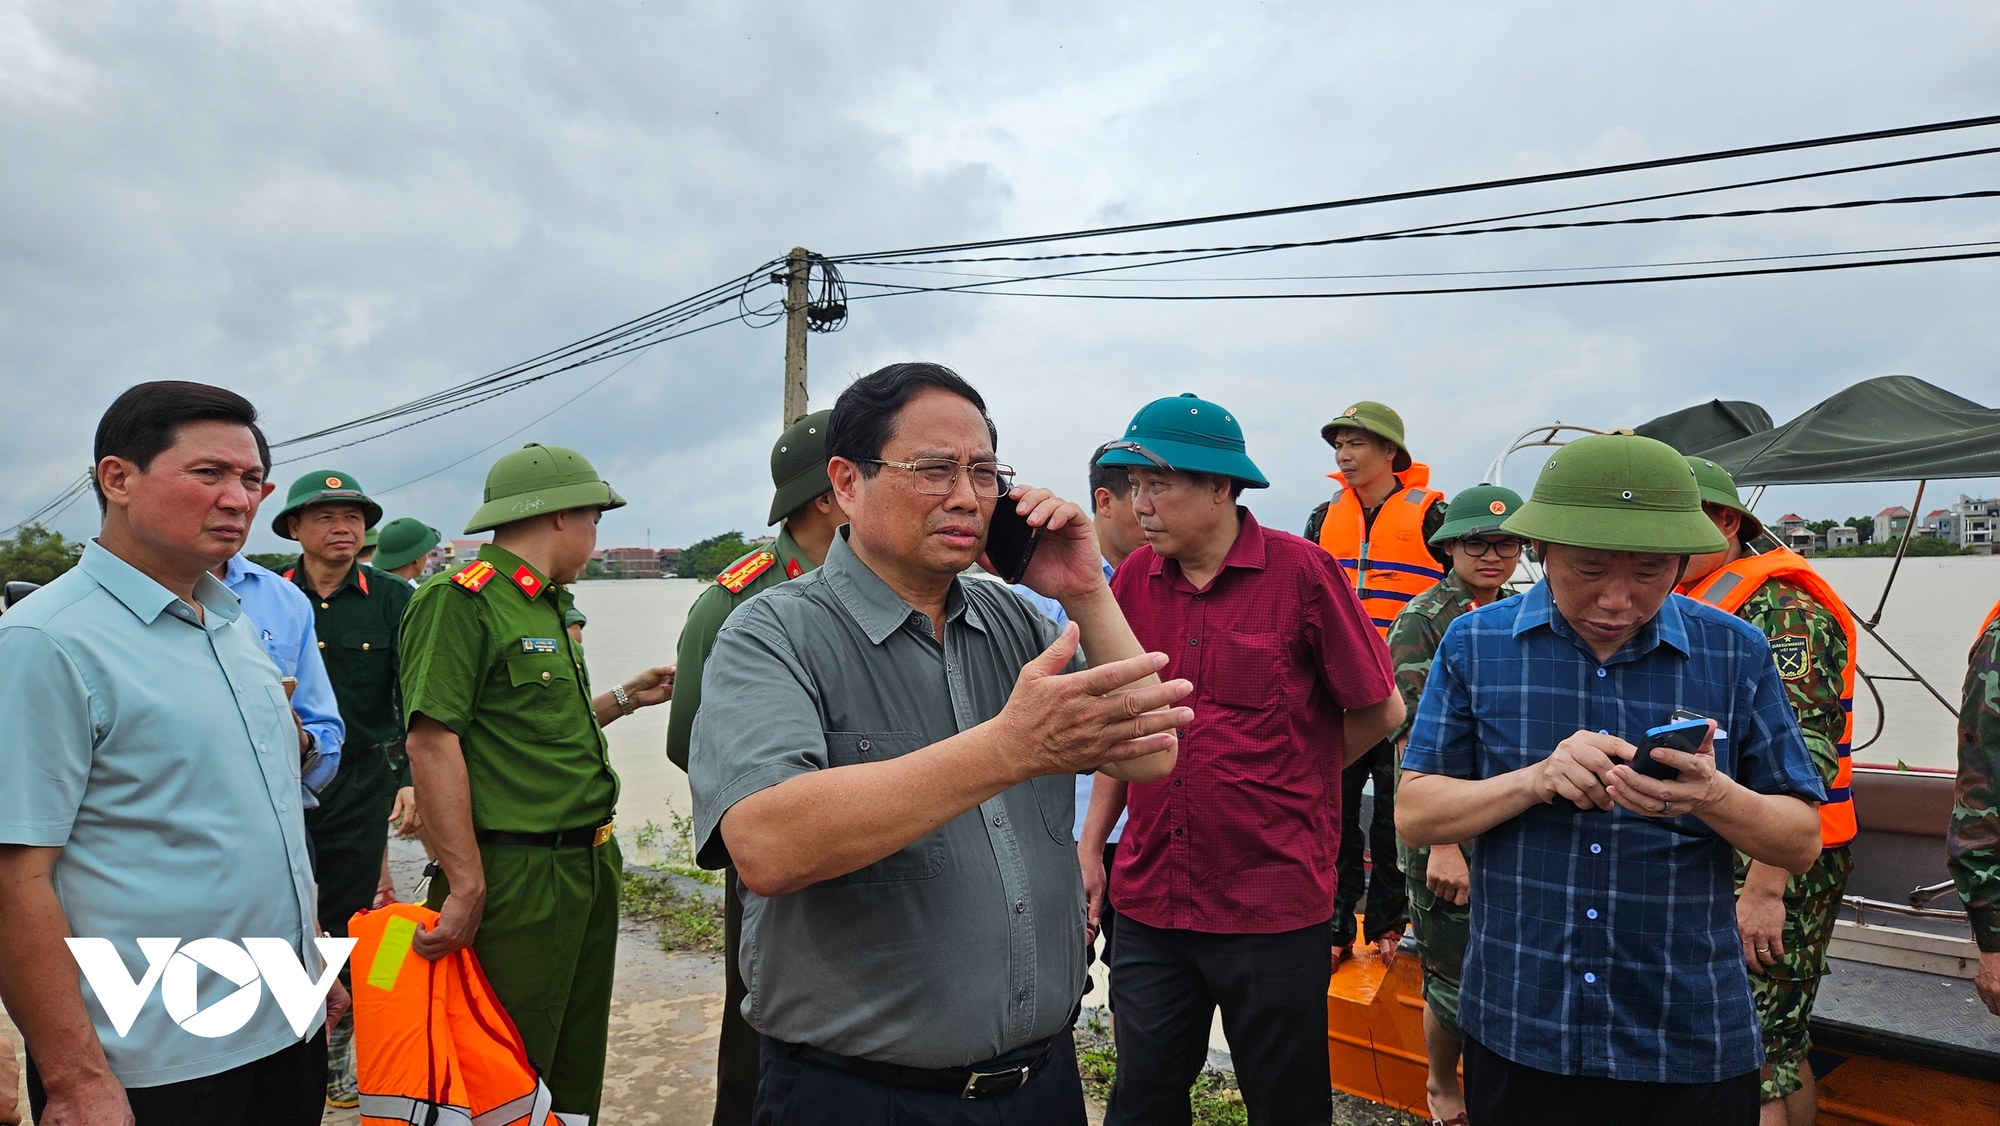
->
[450,561,497,593]
[717,550,776,593]
[1770,633,1811,680]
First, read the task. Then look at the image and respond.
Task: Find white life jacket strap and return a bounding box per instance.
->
[358,1093,474,1126]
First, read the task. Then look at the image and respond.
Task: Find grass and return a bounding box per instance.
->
[619,870,725,953]
[625,812,723,888]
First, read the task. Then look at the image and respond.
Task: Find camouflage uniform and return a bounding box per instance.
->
[1727,577,1852,1102]
[1949,608,2000,954]
[1387,572,1506,1040]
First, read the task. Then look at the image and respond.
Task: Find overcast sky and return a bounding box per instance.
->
[5,2,2000,554]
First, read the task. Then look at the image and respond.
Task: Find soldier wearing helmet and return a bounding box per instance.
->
[397,443,676,1122]
[1397,433,1825,1124]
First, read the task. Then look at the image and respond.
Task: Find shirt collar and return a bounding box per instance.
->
[822,528,971,645]
[290,557,371,598]
[1513,578,1691,662]
[80,540,240,627]
[475,543,555,602]
[1146,507,1268,585]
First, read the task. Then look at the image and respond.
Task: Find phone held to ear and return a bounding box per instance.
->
[1635,716,1709,781]
[985,501,1042,584]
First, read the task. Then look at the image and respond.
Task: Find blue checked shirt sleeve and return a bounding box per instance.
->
[1400,620,1478,778]
[291,619,345,793]
[1727,633,1828,802]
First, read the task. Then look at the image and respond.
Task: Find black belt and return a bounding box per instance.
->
[474,819,614,849]
[788,1035,1058,1099]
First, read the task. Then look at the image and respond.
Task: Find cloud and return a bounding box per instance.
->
[5,1,2000,553]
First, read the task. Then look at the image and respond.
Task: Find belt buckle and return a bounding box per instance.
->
[960,1064,1030,1099]
[592,821,615,848]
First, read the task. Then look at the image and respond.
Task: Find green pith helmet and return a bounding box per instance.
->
[1500,433,1727,555]
[464,443,626,534]
[270,469,383,540]
[1094,393,1269,488]
[362,528,380,551]
[768,409,834,525]
[373,517,442,572]
[1430,484,1526,544]
[1321,401,1412,473]
[1685,456,1765,543]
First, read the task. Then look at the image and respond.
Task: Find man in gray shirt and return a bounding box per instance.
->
[690,362,1191,1124]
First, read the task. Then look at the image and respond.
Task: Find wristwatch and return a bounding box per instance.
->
[612,683,636,716]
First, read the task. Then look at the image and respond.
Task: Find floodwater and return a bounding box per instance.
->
[572,557,2000,836]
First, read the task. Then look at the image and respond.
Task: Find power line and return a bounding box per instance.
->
[841,143,2000,267]
[830,112,2000,260]
[848,245,2000,302]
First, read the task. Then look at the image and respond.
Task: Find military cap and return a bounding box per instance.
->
[373,517,442,572]
[1685,457,1765,542]
[271,469,383,540]
[1095,393,1269,488]
[1322,401,1413,473]
[465,443,625,534]
[1430,484,1526,544]
[363,528,380,551]
[769,409,834,525]
[1501,433,1727,555]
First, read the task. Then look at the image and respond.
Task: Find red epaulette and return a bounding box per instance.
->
[449,560,498,594]
[509,565,544,599]
[716,550,777,594]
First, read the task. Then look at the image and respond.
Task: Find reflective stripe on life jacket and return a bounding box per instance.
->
[1681,547,1858,848]
[348,903,563,1126]
[1317,462,1446,637]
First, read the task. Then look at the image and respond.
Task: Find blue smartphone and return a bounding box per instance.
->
[1635,717,1708,781]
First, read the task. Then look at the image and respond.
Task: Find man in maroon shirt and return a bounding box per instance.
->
[1083,394,1404,1126]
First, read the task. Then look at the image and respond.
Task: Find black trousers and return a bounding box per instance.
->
[1462,1035,1758,1126]
[753,1033,1086,1125]
[1332,739,1407,947]
[1104,915,1333,1126]
[28,1033,327,1126]
[715,865,759,1126]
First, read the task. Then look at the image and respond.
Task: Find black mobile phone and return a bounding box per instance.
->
[1635,717,1708,781]
[984,501,1042,584]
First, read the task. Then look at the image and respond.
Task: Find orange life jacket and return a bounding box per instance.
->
[348,903,565,1126]
[1680,548,1858,849]
[1317,463,1447,637]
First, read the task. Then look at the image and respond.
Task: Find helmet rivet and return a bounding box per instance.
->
[1621,490,1634,500]
[1190,408,1199,414]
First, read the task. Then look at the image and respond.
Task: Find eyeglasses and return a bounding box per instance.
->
[1457,537,1523,559]
[1094,440,1176,472]
[864,458,1015,498]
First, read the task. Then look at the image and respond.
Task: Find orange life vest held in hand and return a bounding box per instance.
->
[1681,547,1859,849]
[348,903,565,1126]
[1317,463,1446,636]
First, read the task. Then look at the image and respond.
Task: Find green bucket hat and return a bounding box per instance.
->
[373,517,441,572]
[464,443,626,534]
[270,469,383,540]
[1094,393,1269,488]
[1501,433,1727,555]
[1430,484,1526,545]
[1321,401,1412,473]
[1685,456,1764,543]
[768,409,834,525]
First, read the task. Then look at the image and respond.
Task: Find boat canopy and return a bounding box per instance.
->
[1638,375,2000,486]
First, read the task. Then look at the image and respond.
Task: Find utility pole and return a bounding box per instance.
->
[782,247,810,425]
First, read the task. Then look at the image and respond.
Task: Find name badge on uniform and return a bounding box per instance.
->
[520,637,559,654]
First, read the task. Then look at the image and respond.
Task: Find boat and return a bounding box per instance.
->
[1327,376,2000,1123]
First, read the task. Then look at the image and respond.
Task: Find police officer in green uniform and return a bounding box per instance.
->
[399,443,675,1121]
[666,410,847,1126]
[271,468,413,1108]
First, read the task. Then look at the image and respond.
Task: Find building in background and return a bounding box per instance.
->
[656,547,683,574]
[1922,508,1957,541]
[1949,495,1997,552]
[601,546,661,579]
[1826,525,1860,550]
[1873,506,1912,545]
[446,539,488,564]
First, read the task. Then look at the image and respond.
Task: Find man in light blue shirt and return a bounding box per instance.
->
[0,382,334,1125]
[216,553,345,805]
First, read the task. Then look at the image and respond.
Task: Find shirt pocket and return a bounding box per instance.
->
[1032,773,1078,845]
[824,731,947,883]
[505,653,580,740]
[339,630,395,657]
[1205,630,1291,711]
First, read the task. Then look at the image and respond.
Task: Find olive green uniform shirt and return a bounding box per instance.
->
[399,544,617,833]
[1951,613,2000,952]
[288,560,413,785]
[665,526,809,772]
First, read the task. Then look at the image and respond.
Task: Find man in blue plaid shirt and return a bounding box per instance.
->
[1398,434,1825,1126]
